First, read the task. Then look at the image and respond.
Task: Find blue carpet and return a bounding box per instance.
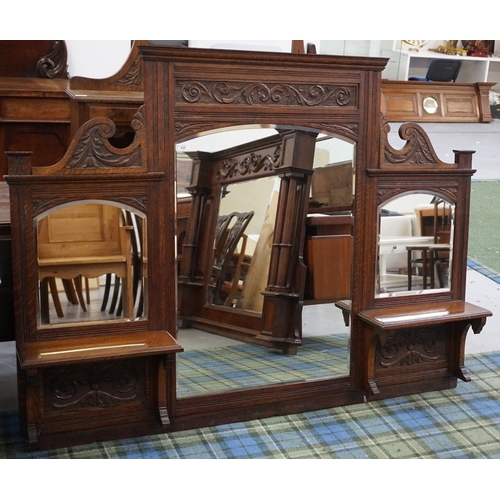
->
[1,350,500,459]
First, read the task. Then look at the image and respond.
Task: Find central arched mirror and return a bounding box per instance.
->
[175,126,355,398]
[376,192,454,298]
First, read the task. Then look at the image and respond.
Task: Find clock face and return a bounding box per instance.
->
[423,96,439,114]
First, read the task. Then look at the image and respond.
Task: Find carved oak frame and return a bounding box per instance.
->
[5,45,491,449]
[139,46,490,433]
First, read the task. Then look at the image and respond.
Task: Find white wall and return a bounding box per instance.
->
[65,40,322,79]
[65,40,132,79]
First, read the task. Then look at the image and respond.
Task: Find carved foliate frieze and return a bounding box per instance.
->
[177,80,357,107]
[44,359,146,412]
[376,326,447,370]
[217,145,282,180]
[112,54,142,87]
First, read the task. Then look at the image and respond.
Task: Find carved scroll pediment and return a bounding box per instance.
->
[31,106,147,175]
[177,80,356,107]
[36,40,68,79]
[381,122,451,169]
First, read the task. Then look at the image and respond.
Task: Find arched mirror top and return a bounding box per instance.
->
[376,191,454,298]
[34,198,147,222]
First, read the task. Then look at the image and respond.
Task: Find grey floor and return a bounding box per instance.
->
[1,120,500,414]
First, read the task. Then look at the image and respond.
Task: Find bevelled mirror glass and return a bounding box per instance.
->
[35,201,147,326]
[208,175,279,312]
[175,126,354,399]
[376,192,454,298]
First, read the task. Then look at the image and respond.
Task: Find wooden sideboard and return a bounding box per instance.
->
[381,80,494,123]
[0,41,71,180]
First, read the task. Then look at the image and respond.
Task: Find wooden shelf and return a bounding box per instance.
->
[18,330,183,369]
[359,300,491,331]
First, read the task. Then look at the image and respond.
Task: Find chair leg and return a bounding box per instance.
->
[62,279,79,305]
[47,277,64,318]
[85,278,90,304]
[73,276,87,312]
[109,276,121,313]
[101,274,112,311]
[40,279,50,324]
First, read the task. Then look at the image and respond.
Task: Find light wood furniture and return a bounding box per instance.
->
[381,80,494,123]
[37,204,135,322]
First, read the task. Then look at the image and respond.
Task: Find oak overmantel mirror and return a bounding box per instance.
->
[5,45,491,451]
[140,45,388,423]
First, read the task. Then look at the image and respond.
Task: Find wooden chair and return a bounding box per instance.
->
[37,203,134,323]
[408,199,452,290]
[210,211,254,306]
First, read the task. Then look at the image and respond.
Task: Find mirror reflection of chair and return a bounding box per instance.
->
[210,211,254,306]
[37,203,135,323]
[407,198,453,290]
[409,58,462,82]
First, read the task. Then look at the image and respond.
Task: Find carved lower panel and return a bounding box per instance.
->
[43,358,147,412]
[375,326,447,370]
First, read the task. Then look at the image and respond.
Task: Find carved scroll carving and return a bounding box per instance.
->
[112,53,142,87]
[30,107,147,175]
[65,110,144,170]
[217,145,282,180]
[177,81,356,107]
[381,122,446,168]
[376,327,447,369]
[36,40,68,79]
[44,360,146,411]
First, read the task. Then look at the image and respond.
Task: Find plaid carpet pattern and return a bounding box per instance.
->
[1,350,500,458]
[177,334,349,396]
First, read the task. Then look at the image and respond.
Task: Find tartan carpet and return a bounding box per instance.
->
[1,350,500,459]
[177,334,349,397]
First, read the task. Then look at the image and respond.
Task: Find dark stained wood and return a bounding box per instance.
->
[0,182,13,342]
[0,41,68,79]
[0,41,71,180]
